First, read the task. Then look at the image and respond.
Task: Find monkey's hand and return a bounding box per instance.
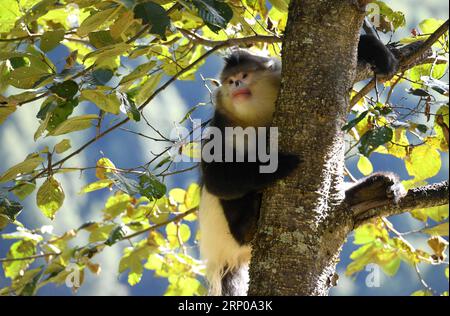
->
[274,153,302,179]
[344,172,406,207]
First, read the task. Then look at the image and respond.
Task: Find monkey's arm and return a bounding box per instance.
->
[202,153,300,200]
[344,172,406,206]
[358,35,399,76]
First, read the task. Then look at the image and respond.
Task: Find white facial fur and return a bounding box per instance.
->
[216,66,281,127]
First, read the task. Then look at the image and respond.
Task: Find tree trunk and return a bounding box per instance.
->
[248,0,366,296]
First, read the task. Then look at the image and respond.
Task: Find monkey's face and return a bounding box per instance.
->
[225,71,254,103]
[217,69,280,127]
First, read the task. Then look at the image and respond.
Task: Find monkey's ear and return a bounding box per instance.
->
[210,79,221,87]
[265,59,275,70]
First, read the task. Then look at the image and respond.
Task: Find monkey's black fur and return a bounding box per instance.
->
[358,34,399,76]
[202,111,300,242]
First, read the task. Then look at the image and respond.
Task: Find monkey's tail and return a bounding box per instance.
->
[221,265,249,296]
[206,262,249,296]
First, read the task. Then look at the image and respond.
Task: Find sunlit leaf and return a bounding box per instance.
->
[0,154,44,183]
[49,114,98,136]
[36,176,65,220]
[357,155,373,176]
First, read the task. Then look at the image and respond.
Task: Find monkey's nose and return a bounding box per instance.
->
[235,80,242,87]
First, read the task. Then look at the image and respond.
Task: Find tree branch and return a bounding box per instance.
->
[178,28,282,47]
[0,252,59,263]
[352,181,449,227]
[351,19,449,106]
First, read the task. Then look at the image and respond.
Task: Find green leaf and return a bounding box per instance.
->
[88,30,118,49]
[134,2,171,40]
[139,174,166,199]
[119,93,141,122]
[135,72,163,105]
[92,68,114,85]
[342,111,369,131]
[2,240,36,279]
[191,0,233,32]
[12,181,36,200]
[77,7,120,37]
[359,126,393,156]
[0,0,21,33]
[119,61,156,86]
[36,97,79,134]
[36,176,65,220]
[8,67,53,89]
[54,139,71,154]
[81,89,121,114]
[18,267,44,296]
[104,225,125,246]
[50,80,78,100]
[0,197,23,230]
[405,144,441,180]
[0,105,17,125]
[357,155,373,176]
[0,154,44,183]
[40,29,65,52]
[83,42,130,63]
[49,114,98,136]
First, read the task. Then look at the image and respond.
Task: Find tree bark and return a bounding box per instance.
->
[248,0,365,296]
[248,1,449,296]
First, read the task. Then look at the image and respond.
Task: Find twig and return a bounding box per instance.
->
[178,28,282,48]
[0,252,59,263]
[123,207,198,240]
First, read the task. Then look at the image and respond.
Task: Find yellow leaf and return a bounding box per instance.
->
[80,179,113,194]
[405,144,441,180]
[50,114,98,136]
[185,183,201,209]
[36,176,65,220]
[95,157,116,179]
[169,188,186,204]
[422,223,449,236]
[0,154,44,183]
[81,89,121,114]
[54,139,71,154]
[357,155,373,176]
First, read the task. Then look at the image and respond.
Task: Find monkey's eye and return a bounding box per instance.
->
[242,73,248,79]
[228,79,234,85]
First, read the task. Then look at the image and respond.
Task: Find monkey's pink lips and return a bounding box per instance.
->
[232,88,252,100]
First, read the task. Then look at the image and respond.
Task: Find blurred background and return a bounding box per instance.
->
[0,0,448,295]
